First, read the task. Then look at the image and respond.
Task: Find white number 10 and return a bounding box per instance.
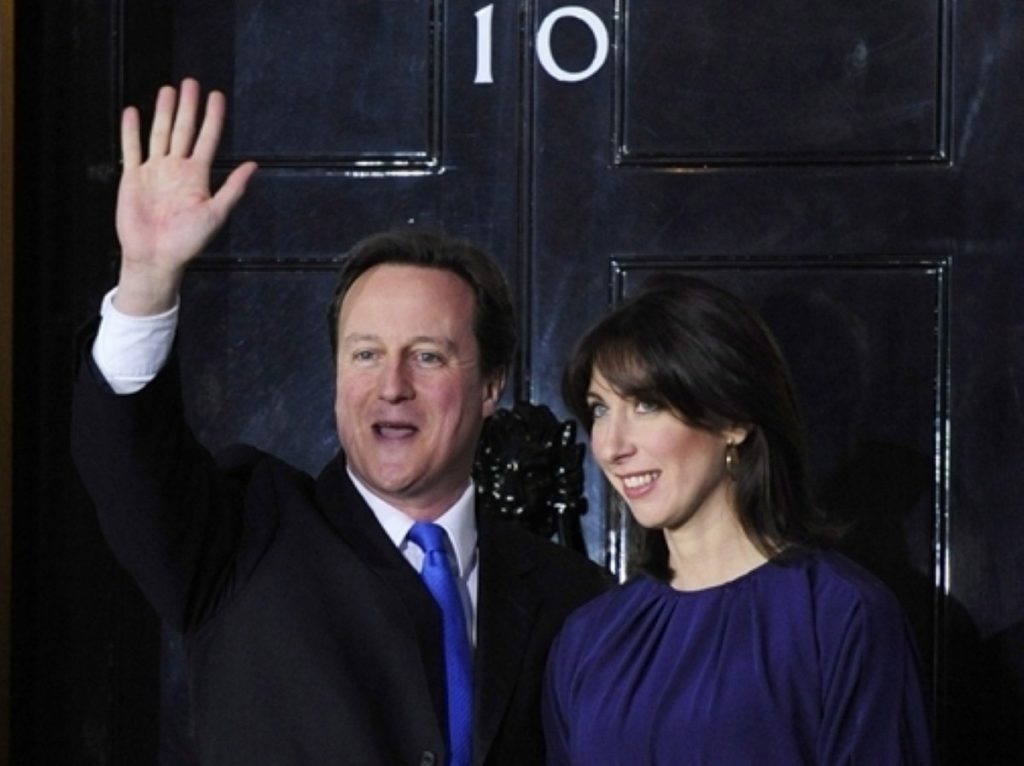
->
[475,4,610,85]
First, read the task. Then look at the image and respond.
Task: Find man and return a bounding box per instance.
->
[71,79,609,765]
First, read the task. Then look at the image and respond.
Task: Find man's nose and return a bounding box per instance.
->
[378,358,414,402]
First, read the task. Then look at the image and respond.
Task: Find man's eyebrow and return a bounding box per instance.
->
[340,333,457,352]
[340,333,382,346]
[408,335,457,352]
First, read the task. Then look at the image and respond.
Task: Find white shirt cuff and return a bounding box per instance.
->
[91,288,179,394]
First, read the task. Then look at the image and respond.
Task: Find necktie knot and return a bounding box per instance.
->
[408,521,449,557]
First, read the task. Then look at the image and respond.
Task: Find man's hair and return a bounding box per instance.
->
[563,274,835,577]
[327,227,517,381]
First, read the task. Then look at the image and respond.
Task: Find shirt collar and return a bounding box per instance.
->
[346,468,478,578]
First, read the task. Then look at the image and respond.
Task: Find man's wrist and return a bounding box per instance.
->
[112,262,185,316]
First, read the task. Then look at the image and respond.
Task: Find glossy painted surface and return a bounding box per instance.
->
[618,0,943,161]
[11,0,1024,763]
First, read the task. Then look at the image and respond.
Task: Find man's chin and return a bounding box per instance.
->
[352,465,425,503]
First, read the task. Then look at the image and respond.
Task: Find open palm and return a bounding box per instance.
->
[114,79,256,313]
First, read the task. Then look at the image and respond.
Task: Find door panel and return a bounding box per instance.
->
[619,0,945,161]
[126,1,442,163]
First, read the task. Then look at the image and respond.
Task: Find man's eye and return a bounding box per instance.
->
[352,350,378,362]
[415,351,443,366]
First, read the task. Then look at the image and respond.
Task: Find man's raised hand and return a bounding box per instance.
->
[114,78,257,315]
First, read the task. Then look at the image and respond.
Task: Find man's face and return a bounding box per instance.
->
[334,264,501,519]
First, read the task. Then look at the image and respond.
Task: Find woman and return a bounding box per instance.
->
[543,275,934,764]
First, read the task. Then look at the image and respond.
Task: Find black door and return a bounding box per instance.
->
[12,1,1023,763]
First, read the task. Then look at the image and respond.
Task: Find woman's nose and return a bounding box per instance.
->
[594,412,635,465]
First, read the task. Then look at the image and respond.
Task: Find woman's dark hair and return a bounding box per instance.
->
[327,227,517,381]
[563,274,833,579]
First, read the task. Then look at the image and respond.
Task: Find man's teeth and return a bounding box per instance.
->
[376,424,416,437]
[622,472,659,489]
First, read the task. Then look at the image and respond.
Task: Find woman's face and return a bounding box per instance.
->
[586,369,746,533]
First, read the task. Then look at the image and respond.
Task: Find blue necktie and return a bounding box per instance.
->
[408,522,473,766]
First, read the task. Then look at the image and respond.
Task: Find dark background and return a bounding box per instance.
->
[10,1,1024,763]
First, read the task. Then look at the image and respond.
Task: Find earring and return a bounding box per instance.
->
[725,442,739,477]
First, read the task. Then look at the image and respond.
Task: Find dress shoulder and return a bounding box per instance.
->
[802,549,913,639]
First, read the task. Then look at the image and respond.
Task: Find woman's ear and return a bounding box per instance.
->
[723,423,751,446]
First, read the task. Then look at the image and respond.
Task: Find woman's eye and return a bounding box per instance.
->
[635,400,659,414]
[589,402,608,419]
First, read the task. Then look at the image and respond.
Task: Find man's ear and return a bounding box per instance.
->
[482,371,505,417]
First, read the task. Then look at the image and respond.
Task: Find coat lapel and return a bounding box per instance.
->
[472,514,542,764]
[314,452,449,741]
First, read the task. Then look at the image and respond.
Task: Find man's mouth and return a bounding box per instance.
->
[373,422,418,439]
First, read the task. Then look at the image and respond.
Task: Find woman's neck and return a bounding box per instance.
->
[663,511,768,591]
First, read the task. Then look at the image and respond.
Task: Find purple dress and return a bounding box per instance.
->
[543,550,934,765]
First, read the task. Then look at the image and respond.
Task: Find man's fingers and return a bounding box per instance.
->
[192,89,227,165]
[121,106,142,169]
[169,78,201,157]
[210,161,259,220]
[148,85,178,159]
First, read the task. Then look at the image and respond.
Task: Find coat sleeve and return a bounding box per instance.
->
[71,323,257,632]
